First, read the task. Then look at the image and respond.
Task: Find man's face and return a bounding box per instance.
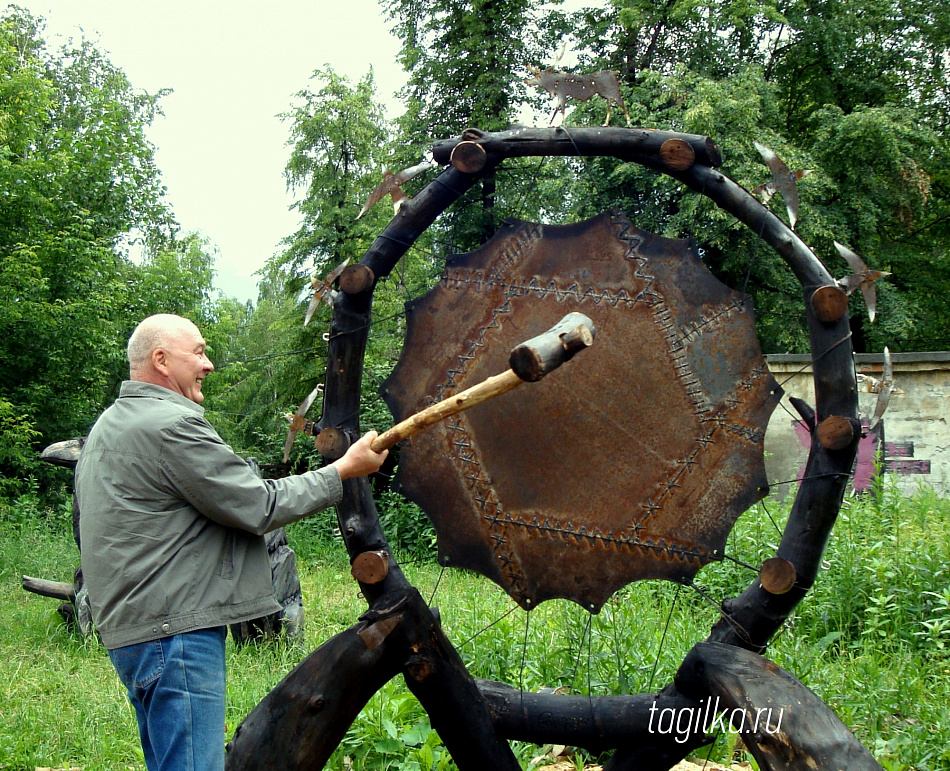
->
[161,323,214,404]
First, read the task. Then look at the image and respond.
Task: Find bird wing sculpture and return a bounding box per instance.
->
[857,372,903,395]
[834,241,890,323]
[356,160,438,220]
[282,384,323,464]
[304,258,350,327]
[869,347,894,429]
[752,141,811,230]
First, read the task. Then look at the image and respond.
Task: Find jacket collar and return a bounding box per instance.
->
[118,380,206,416]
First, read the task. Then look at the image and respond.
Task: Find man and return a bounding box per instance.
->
[75,313,387,770]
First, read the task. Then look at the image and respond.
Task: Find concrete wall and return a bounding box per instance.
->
[764,352,950,497]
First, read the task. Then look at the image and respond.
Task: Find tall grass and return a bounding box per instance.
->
[2,481,948,770]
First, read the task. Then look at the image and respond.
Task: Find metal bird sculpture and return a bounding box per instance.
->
[303,258,350,327]
[356,160,438,220]
[869,347,894,429]
[282,384,323,464]
[525,65,631,126]
[834,241,890,323]
[752,141,812,230]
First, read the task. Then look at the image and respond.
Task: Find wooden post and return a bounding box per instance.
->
[227,587,521,771]
[675,642,883,770]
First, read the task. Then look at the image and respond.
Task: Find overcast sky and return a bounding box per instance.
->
[26,0,409,303]
[25,1,599,304]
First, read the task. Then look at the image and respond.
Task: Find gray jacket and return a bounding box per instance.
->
[75,381,342,649]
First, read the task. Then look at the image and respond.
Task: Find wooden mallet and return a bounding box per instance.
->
[370,312,595,453]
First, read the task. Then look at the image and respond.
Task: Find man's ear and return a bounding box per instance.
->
[151,347,168,374]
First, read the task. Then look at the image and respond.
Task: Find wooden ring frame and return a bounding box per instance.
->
[226,127,869,770]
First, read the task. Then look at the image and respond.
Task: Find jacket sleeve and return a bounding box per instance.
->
[157,414,343,535]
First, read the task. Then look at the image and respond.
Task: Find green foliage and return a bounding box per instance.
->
[798,483,950,656]
[387,0,556,141]
[0,8,240,500]
[0,397,40,494]
[335,680,454,771]
[202,68,395,467]
[0,6,203,495]
[560,0,950,354]
[279,67,391,280]
[377,488,437,559]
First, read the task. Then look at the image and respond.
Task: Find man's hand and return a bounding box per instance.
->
[331,431,389,480]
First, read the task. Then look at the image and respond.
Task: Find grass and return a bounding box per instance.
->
[1,480,949,770]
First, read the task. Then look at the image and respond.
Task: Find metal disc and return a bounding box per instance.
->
[382,211,781,611]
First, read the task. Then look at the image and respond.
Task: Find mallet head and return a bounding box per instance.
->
[508,312,596,382]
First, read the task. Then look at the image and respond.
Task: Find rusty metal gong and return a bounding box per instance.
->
[382,210,782,612]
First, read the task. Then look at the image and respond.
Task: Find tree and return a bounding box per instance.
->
[559,0,950,353]
[206,68,396,468]
[279,67,391,282]
[386,0,574,249]
[0,7,174,493]
[387,0,551,139]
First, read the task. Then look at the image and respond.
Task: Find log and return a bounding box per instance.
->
[359,165,490,285]
[226,607,405,769]
[397,591,521,770]
[450,140,488,173]
[234,126,863,768]
[477,679,711,756]
[431,126,722,169]
[305,214,522,768]
[817,415,857,450]
[811,284,849,323]
[675,642,883,770]
[758,557,797,595]
[350,550,390,585]
[22,576,75,602]
[507,311,595,382]
[226,587,520,771]
[646,158,859,653]
[339,263,375,295]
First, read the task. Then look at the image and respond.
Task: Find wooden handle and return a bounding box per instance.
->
[371,369,522,452]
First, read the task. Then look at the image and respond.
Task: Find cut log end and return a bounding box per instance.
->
[817,415,856,451]
[315,427,350,460]
[339,264,375,295]
[351,550,390,585]
[759,557,797,595]
[508,312,596,382]
[811,284,849,323]
[659,138,696,171]
[449,141,488,174]
[22,575,76,602]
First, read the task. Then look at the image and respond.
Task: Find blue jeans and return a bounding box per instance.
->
[108,627,227,771]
